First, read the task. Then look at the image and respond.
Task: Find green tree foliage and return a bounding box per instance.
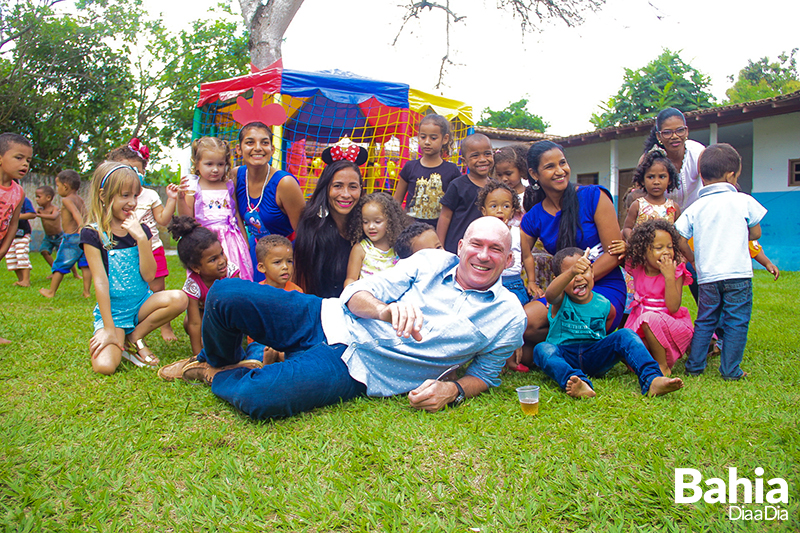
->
[0,1,132,174]
[477,99,549,132]
[590,49,715,129]
[725,49,800,104]
[0,0,249,175]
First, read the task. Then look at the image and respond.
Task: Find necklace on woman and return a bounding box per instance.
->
[245,166,271,213]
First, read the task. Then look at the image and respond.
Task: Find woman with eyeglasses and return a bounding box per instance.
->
[642,108,705,210]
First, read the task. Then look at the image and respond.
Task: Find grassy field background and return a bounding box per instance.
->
[1,254,798,532]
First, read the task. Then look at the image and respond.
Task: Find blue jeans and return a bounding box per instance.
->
[198,278,366,419]
[502,275,530,306]
[533,329,663,395]
[685,278,752,379]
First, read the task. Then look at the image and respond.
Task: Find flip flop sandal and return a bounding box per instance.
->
[122,339,159,368]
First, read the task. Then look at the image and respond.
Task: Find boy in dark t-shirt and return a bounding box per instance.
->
[437,134,494,253]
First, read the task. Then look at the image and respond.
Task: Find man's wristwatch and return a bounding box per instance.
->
[448,381,465,408]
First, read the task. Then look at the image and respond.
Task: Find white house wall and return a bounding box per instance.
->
[752,113,800,193]
[751,112,800,270]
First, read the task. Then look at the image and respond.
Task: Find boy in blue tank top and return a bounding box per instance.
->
[533,247,684,398]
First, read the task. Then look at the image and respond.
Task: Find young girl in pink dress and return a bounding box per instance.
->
[624,219,693,376]
[179,137,253,280]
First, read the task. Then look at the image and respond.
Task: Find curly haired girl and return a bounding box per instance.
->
[344,192,408,286]
[624,219,693,376]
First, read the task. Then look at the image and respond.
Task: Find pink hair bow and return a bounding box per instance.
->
[128,138,150,161]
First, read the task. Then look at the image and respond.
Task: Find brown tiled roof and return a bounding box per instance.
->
[473,125,558,143]
[480,90,800,148]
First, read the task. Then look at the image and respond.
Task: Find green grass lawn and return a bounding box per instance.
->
[1,254,798,532]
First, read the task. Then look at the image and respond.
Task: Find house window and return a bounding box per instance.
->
[577,172,598,185]
[790,159,800,187]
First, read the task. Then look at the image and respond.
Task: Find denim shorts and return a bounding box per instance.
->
[40,232,63,254]
[52,233,87,274]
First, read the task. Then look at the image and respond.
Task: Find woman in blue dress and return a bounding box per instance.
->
[233,121,305,282]
[520,141,626,363]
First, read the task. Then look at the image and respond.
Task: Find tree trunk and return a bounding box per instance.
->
[239,0,305,69]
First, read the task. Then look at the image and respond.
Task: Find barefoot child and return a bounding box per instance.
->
[394,222,442,259]
[344,192,405,287]
[532,247,684,398]
[82,163,188,375]
[34,186,79,279]
[437,133,494,253]
[39,170,92,298]
[393,114,461,227]
[624,220,693,376]
[0,133,31,339]
[676,143,766,380]
[108,139,180,341]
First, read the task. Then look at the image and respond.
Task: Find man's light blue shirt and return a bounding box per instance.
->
[321,249,527,397]
[674,182,767,284]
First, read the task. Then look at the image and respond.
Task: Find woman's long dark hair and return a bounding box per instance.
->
[524,140,582,250]
[293,160,362,297]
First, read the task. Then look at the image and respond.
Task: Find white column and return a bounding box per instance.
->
[709,122,718,145]
[610,139,619,210]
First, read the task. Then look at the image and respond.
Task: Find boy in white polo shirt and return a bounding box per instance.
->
[675,143,766,380]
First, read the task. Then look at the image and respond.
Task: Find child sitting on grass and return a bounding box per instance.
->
[394,222,443,259]
[246,234,304,364]
[532,247,684,398]
[167,216,240,359]
[623,219,693,376]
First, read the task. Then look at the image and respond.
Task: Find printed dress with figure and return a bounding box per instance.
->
[634,197,678,226]
[624,196,680,312]
[624,262,694,369]
[359,239,398,279]
[193,177,254,281]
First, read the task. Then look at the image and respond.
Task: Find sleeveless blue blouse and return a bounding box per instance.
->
[235,166,298,238]
[235,166,299,282]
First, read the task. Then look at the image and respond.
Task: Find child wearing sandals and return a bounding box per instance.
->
[107,138,180,341]
[82,162,187,375]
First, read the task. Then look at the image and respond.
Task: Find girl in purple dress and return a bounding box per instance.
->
[180,137,253,280]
